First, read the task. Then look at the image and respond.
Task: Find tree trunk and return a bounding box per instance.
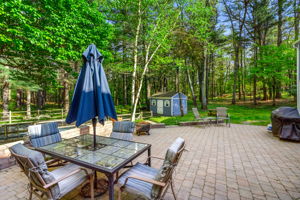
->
[272,77,276,106]
[262,80,268,100]
[201,50,208,110]
[37,90,45,109]
[2,78,9,120]
[26,90,31,119]
[63,73,70,112]
[146,76,151,108]
[295,0,300,40]
[277,0,283,46]
[123,74,128,105]
[187,69,197,107]
[232,45,239,104]
[131,0,142,106]
[16,89,22,108]
[175,67,179,92]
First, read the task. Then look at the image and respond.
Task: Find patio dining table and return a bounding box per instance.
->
[36,134,152,200]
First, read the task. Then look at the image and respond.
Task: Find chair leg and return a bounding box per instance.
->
[28,184,33,200]
[170,180,177,200]
[90,174,94,200]
[118,187,122,200]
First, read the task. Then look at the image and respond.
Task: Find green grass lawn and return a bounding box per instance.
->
[149,99,296,126]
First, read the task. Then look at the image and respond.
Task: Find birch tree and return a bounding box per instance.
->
[131,0,182,120]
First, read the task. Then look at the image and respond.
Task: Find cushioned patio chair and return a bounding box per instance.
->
[192,108,215,126]
[27,122,64,166]
[9,143,94,200]
[216,107,231,127]
[111,121,136,171]
[117,137,186,200]
[110,121,135,141]
[28,122,62,148]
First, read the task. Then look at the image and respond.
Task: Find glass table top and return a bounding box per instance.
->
[39,134,149,170]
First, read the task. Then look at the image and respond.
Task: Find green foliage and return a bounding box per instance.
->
[0,0,113,84]
[256,44,296,85]
[150,99,296,126]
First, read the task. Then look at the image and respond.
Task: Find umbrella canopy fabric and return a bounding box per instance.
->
[66,44,117,127]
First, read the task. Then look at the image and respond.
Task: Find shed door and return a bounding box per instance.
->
[157,100,164,114]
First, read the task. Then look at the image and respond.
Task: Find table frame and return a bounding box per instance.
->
[36,135,152,200]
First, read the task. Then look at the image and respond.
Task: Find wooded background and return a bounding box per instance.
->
[1,0,299,121]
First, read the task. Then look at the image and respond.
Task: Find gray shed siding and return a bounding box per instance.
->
[150,92,187,116]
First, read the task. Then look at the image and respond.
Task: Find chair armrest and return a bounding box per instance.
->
[148,156,164,160]
[43,168,89,189]
[45,158,59,165]
[122,175,166,188]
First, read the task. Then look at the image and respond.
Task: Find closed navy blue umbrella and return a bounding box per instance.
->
[66,44,117,148]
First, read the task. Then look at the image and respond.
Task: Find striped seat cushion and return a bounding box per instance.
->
[28,122,62,147]
[118,162,158,200]
[110,131,133,141]
[51,163,90,197]
[10,143,60,199]
[112,121,135,133]
[152,137,185,198]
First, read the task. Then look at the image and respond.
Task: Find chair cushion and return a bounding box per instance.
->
[10,143,47,170]
[51,163,90,197]
[110,132,133,141]
[30,132,62,147]
[112,121,135,133]
[28,122,60,138]
[152,137,185,198]
[118,162,158,200]
[10,143,61,199]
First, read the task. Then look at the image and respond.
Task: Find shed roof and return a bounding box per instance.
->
[151,92,182,98]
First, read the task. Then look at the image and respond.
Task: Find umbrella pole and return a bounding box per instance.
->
[92,118,98,190]
[92,118,97,150]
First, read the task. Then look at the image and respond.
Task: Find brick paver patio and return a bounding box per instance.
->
[1,124,300,200]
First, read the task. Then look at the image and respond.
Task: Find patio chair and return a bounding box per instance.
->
[117,137,186,200]
[216,107,231,127]
[192,107,215,126]
[110,121,135,141]
[28,122,62,148]
[111,121,136,170]
[27,122,64,166]
[9,143,94,200]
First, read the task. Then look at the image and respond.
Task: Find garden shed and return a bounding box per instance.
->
[150,92,187,116]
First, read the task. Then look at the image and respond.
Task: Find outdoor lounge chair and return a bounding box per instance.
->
[117,137,186,200]
[9,143,94,200]
[216,107,231,127]
[110,121,135,141]
[192,107,215,126]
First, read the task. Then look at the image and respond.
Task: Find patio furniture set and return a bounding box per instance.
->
[192,107,231,127]
[9,121,186,200]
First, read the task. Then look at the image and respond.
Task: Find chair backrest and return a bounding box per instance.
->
[110,121,135,141]
[152,137,185,198]
[192,108,200,120]
[9,143,60,199]
[216,107,228,117]
[28,122,62,147]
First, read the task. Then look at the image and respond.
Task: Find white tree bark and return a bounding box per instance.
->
[131,0,142,106]
[26,90,31,119]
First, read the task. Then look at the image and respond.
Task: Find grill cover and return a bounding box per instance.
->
[271,107,300,141]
